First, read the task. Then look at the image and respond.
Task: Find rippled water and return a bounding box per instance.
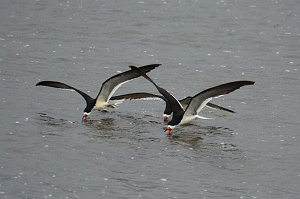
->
[1,0,299,198]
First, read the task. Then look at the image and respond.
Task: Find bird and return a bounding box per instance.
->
[110,92,235,123]
[129,65,254,135]
[36,64,160,121]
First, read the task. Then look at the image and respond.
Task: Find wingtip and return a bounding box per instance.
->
[237,80,255,86]
[129,65,153,82]
[36,81,43,86]
[36,81,51,87]
[129,65,136,70]
[129,64,161,68]
[246,81,255,85]
[146,63,161,68]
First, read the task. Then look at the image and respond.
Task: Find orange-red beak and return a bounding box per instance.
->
[82,113,89,122]
[165,127,172,135]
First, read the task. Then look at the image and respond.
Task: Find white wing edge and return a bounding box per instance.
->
[195,94,225,115]
[108,99,125,106]
[106,80,132,103]
[195,97,213,115]
[167,89,184,110]
[109,97,164,106]
[195,115,213,120]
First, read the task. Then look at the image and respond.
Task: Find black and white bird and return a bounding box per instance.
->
[36,64,160,121]
[110,92,235,123]
[129,66,255,135]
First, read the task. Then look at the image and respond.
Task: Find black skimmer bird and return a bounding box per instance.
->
[129,66,254,135]
[110,92,235,123]
[36,64,160,121]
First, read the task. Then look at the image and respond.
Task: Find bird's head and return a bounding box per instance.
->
[82,112,90,122]
[82,105,94,122]
[82,99,96,122]
[163,114,170,124]
[164,125,175,135]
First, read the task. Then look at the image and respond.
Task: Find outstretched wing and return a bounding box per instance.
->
[183,81,254,118]
[206,103,235,113]
[178,96,192,109]
[129,66,185,125]
[110,91,235,115]
[110,92,165,101]
[96,64,161,105]
[36,81,94,106]
[179,97,235,113]
[109,92,165,107]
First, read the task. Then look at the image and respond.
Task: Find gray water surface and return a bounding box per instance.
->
[1,0,299,198]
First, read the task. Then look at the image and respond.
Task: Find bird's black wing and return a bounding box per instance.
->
[110,92,165,101]
[96,64,161,105]
[179,96,235,113]
[206,103,235,113]
[129,66,185,125]
[36,81,94,106]
[183,81,254,118]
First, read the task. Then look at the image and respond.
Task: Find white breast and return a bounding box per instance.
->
[95,99,107,110]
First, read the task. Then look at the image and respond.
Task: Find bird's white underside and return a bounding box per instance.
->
[95,80,132,109]
[107,80,132,102]
[179,95,223,125]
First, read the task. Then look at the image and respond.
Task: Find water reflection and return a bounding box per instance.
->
[169,134,203,148]
[167,124,237,151]
[38,113,72,126]
[85,118,116,131]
